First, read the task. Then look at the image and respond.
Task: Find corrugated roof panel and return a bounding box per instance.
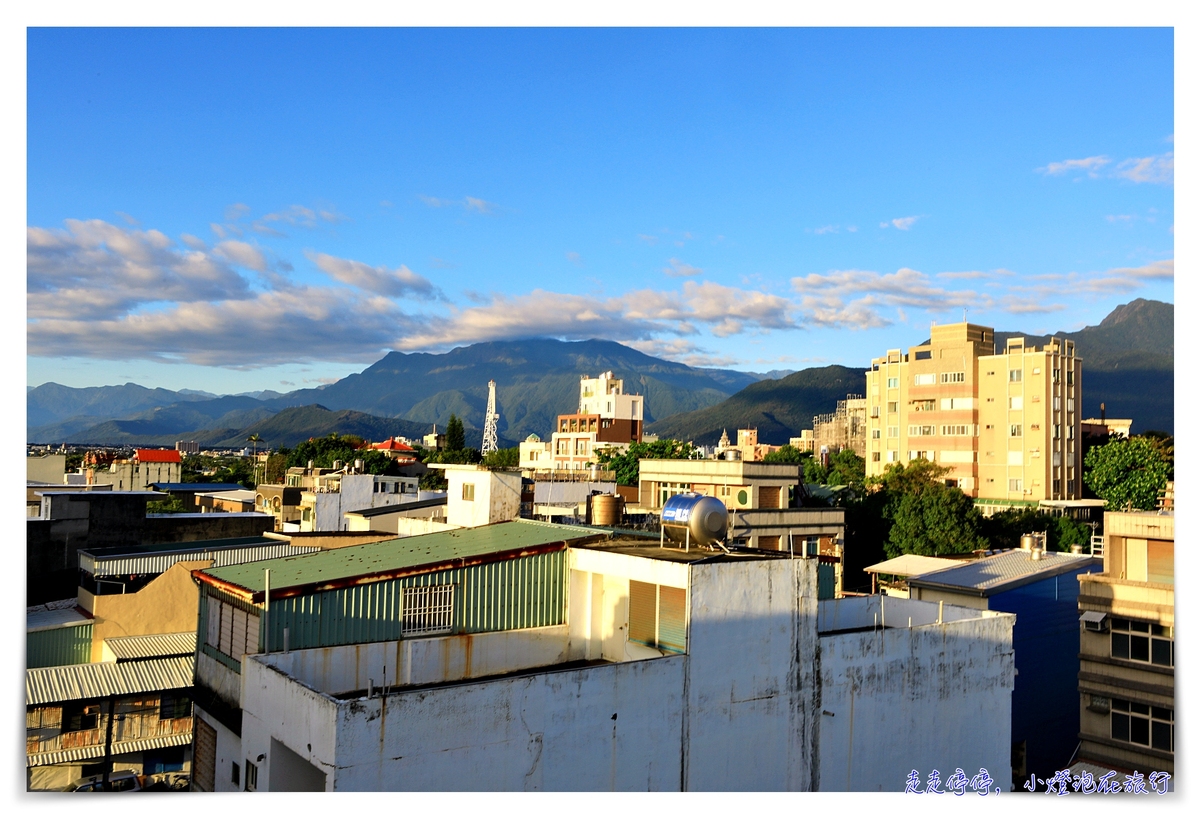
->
[908,550,1098,594]
[864,554,963,577]
[199,518,601,596]
[28,732,192,767]
[27,608,90,633]
[26,656,194,706]
[103,632,196,661]
[82,542,321,577]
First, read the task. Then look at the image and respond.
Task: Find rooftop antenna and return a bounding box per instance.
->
[481,379,499,456]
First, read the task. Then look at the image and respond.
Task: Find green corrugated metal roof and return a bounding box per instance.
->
[199,519,602,596]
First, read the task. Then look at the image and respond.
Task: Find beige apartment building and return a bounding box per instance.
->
[520,371,645,471]
[865,322,1082,504]
[1075,509,1174,776]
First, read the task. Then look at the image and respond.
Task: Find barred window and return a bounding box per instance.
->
[940,425,976,437]
[940,372,965,383]
[403,585,455,636]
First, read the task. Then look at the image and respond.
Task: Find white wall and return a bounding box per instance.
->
[259,626,576,696]
[684,558,821,791]
[446,469,522,528]
[815,602,1015,792]
[240,664,341,792]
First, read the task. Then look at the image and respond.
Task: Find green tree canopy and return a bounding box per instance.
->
[885,482,987,558]
[803,449,866,492]
[445,415,466,452]
[592,439,697,486]
[762,444,810,464]
[980,508,1092,553]
[283,434,404,476]
[1084,436,1173,510]
[482,447,520,470]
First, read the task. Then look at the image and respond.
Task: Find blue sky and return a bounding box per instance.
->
[26,27,1174,394]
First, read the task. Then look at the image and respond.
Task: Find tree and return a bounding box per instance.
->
[264,452,288,484]
[885,482,988,558]
[592,439,697,486]
[482,447,520,470]
[445,414,466,452]
[980,508,1092,552]
[763,444,809,464]
[1084,436,1173,510]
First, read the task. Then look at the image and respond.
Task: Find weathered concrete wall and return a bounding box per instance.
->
[27,454,66,484]
[241,661,341,791]
[83,559,213,662]
[321,657,686,791]
[816,602,1015,791]
[260,626,575,696]
[447,470,522,528]
[392,517,458,537]
[684,558,821,791]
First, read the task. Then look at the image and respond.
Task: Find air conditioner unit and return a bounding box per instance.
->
[1081,611,1108,632]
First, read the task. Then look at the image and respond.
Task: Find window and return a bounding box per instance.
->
[887,401,898,413]
[1067,370,1074,385]
[940,425,976,437]
[914,349,932,360]
[908,425,936,437]
[556,439,569,455]
[1032,367,1040,375]
[941,397,973,410]
[718,485,731,497]
[402,584,455,636]
[1053,396,1061,411]
[1009,369,1022,382]
[1009,479,1022,492]
[62,702,101,732]
[462,483,475,501]
[1053,368,1061,384]
[1111,699,1173,752]
[887,377,899,388]
[629,581,688,654]
[887,451,898,462]
[940,372,965,384]
[244,760,258,792]
[912,399,935,412]
[887,426,898,438]
[159,693,192,721]
[205,595,260,660]
[871,452,881,462]
[1110,618,1173,667]
[1053,424,1060,439]
[1010,424,1022,437]
[870,406,880,418]
[1009,396,1023,409]
[576,438,589,455]
[871,429,881,439]
[231,762,240,787]
[914,373,935,386]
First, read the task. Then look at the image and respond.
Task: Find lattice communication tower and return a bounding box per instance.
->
[481,379,499,455]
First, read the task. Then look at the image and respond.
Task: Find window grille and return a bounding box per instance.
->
[403,584,455,636]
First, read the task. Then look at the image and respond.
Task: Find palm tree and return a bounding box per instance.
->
[247,434,263,486]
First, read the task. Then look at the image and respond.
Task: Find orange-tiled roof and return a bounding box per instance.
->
[136,449,182,464]
[371,439,415,452]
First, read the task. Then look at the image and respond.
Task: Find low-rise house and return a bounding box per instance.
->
[342,496,450,535]
[299,472,418,532]
[26,655,195,791]
[1074,509,1174,777]
[863,554,963,596]
[252,484,303,530]
[195,488,256,514]
[86,449,183,492]
[150,482,247,512]
[906,546,1101,787]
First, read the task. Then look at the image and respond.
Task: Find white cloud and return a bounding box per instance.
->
[213,240,268,272]
[180,234,207,250]
[566,251,583,266]
[27,219,251,321]
[420,195,497,214]
[637,234,659,246]
[464,197,495,214]
[890,216,919,230]
[813,225,838,235]
[1037,155,1111,177]
[1106,214,1136,224]
[663,258,702,277]
[307,252,442,299]
[224,203,251,221]
[1114,152,1173,184]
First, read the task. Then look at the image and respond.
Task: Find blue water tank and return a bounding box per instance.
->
[661,493,728,546]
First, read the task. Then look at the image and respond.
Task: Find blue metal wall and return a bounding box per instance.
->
[991,565,1093,781]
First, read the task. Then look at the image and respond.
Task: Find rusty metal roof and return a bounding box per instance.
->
[196,519,604,601]
[26,656,194,706]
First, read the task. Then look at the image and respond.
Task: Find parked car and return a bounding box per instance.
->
[65,770,148,792]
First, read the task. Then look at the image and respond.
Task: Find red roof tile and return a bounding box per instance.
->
[136,449,182,463]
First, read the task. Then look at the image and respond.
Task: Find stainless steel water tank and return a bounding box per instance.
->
[661,493,728,546]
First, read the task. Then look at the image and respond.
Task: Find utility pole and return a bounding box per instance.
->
[101,697,116,789]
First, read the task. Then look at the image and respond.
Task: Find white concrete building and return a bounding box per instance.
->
[519,372,645,472]
[299,473,417,532]
[226,538,1014,791]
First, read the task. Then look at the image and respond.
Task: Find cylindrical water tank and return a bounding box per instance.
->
[1020,533,1037,551]
[592,494,623,526]
[661,494,728,546]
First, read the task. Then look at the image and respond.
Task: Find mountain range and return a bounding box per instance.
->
[27,299,1172,448]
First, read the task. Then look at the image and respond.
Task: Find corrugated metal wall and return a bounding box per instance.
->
[27,624,93,669]
[206,549,568,657]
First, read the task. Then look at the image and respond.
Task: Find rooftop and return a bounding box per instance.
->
[26,656,194,706]
[149,482,246,492]
[344,496,447,517]
[102,632,196,662]
[27,606,90,633]
[578,537,795,565]
[136,449,182,463]
[197,518,607,601]
[907,549,1099,596]
[864,554,964,577]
